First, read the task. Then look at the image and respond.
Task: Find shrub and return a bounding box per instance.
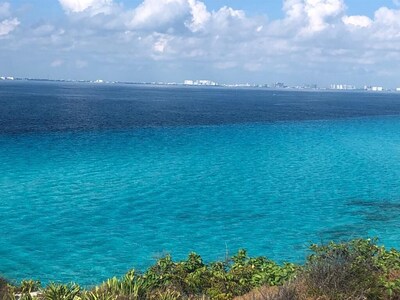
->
[42,283,80,300]
[20,280,41,294]
[304,238,400,299]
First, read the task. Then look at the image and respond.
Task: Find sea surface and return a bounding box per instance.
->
[2,81,400,285]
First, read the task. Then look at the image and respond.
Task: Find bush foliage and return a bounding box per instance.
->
[3,239,400,300]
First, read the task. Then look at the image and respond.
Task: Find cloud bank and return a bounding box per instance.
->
[2,0,400,86]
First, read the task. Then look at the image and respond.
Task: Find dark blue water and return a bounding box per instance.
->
[2,81,400,134]
[2,81,400,285]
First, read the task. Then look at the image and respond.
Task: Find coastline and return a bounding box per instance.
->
[1,239,400,300]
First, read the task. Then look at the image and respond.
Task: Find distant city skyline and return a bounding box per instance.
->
[3,75,400,93]
[1,0,400,86]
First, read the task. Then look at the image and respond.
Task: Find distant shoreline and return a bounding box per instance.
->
[1,77,399,93]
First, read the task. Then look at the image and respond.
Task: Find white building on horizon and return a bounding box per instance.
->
[184,80,194,85]
[183,79,218,86]
[365,86,384,91]
[0,76,14,80]
[330,84,356,90]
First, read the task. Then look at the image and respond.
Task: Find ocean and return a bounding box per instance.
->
[1,81,400,285]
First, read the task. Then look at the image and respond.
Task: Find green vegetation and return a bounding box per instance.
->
[2,239,400,299]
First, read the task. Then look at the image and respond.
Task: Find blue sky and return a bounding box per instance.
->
[2,0,400,87]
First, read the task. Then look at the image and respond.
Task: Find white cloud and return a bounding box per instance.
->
[59,0,113,15]
[368,7,400,42]
[374,7,400,27]
[126,0,189,31]
[211,6,246,32]
[185,0,210,32]
[0,17,19,36]
[283,0,305,21]
[305,0,345,30]
[153,37,169,53]
[60,0,253,37]
[342,15,372,28]
[282,0,345,35]
[0,2,19,36]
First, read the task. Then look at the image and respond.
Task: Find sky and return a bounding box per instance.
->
[1,0,400,87]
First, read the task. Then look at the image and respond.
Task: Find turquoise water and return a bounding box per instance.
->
[2,114,400,285]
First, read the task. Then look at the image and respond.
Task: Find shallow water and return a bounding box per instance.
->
[1,82,400,285]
